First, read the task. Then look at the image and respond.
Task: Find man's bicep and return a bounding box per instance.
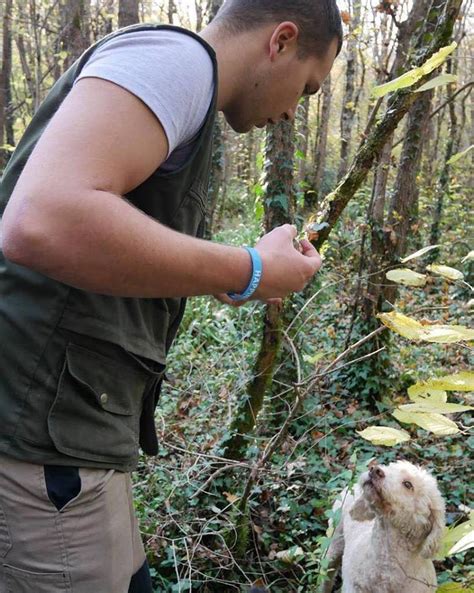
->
[16,77,169,198]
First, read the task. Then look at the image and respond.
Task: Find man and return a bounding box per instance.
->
[0,0,342,591]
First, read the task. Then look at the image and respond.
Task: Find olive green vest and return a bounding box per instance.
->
[0,25,218,471]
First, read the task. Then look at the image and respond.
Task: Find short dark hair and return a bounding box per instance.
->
[213,0,343,59]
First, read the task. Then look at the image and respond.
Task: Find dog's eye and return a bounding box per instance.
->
[403,480,414,490]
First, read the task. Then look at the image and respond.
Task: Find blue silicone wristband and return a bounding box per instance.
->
[227,247,263,302]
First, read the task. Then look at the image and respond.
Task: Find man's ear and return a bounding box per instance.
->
[269,21,299,60]
[350,496,376,521]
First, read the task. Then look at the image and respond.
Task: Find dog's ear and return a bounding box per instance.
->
[350,496,376,521]
[419,502,445,559]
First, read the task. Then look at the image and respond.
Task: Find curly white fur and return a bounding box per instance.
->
[323,460,445,593]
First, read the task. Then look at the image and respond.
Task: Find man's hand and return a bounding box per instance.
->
[214,224,322,306]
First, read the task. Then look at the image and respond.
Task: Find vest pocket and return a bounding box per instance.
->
[48,343,150,466]
[3,564,71,592]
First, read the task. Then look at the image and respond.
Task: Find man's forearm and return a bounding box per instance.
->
[2,187,251,298]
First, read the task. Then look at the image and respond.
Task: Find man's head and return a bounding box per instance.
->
[214,0,343,60]
[206,0,343,133]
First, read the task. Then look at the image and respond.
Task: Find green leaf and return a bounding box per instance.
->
[371,42,457,98]
[393,409,459,436]
[356,426,410,446]
[414,73,458,92]
[438,513,474,558]
[447,144,474,165]
[386,268,427,287]
[377,311,474,343]
[303,352,325,364]
[398,402,473,414]
[426,264,464,281]
[448,529,474,555]
[400,244,441,263]
[295,149,306,160]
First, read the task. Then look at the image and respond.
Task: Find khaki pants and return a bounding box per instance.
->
[0,455,147,593]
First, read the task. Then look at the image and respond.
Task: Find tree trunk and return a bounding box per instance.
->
[429,63,458,252]
[57,0,91,75]
[204,0,224,239]
[296,95,310,185]
[308,74,332,209]
[338,0,362,180]
[118,0,139,27]
[0,0,14,169]
[221,120,295,461]
[167,0,175,24]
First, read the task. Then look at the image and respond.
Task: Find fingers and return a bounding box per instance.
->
[300,239,322,272]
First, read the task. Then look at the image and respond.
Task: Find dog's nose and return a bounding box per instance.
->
[369,465,385,479]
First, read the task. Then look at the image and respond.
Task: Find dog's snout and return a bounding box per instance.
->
[370,466,385,479]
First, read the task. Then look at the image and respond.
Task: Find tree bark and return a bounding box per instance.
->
[338,0,362,180]
[221,120,295,461]
[204,0,224,239]
[58,0,91,72]
[118,0,139,28]
[307,74,332,210]
[0,0,14,169]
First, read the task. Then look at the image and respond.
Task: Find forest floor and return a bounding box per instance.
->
[133,211,473,592]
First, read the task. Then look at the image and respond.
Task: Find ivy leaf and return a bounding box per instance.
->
[426,264,464,281]
[392,409,459,436]
[447,144,474,165]
[386,268,427,287]
[371,42,457,98]
[357,426,410,446]
[400,244,441,263]
[377,311,474,343]
[414,73,458,93]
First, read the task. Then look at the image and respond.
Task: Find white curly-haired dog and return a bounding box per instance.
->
[321,460,445,593]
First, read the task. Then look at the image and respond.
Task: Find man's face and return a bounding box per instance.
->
[224,35,338,133]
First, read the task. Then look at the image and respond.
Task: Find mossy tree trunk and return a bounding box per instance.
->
[221,120,295,460]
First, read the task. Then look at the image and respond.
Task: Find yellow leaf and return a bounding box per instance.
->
[461,250,474,263]
[447,144,474,165]
[427,264,464,281]
[377,311,474,343]
[414,73,458,93]
[275,545,305,564]
[223,492,240,504]
[386,268,427,287]
[437,583,474,593]
[377,311,424,340]
[408,386,447,402]
[393,409,459,435]
[399,402,473,414]
[401,244,441,263]
[409,372,474,395]
[357,426,410,446]
[371,42,457,98]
